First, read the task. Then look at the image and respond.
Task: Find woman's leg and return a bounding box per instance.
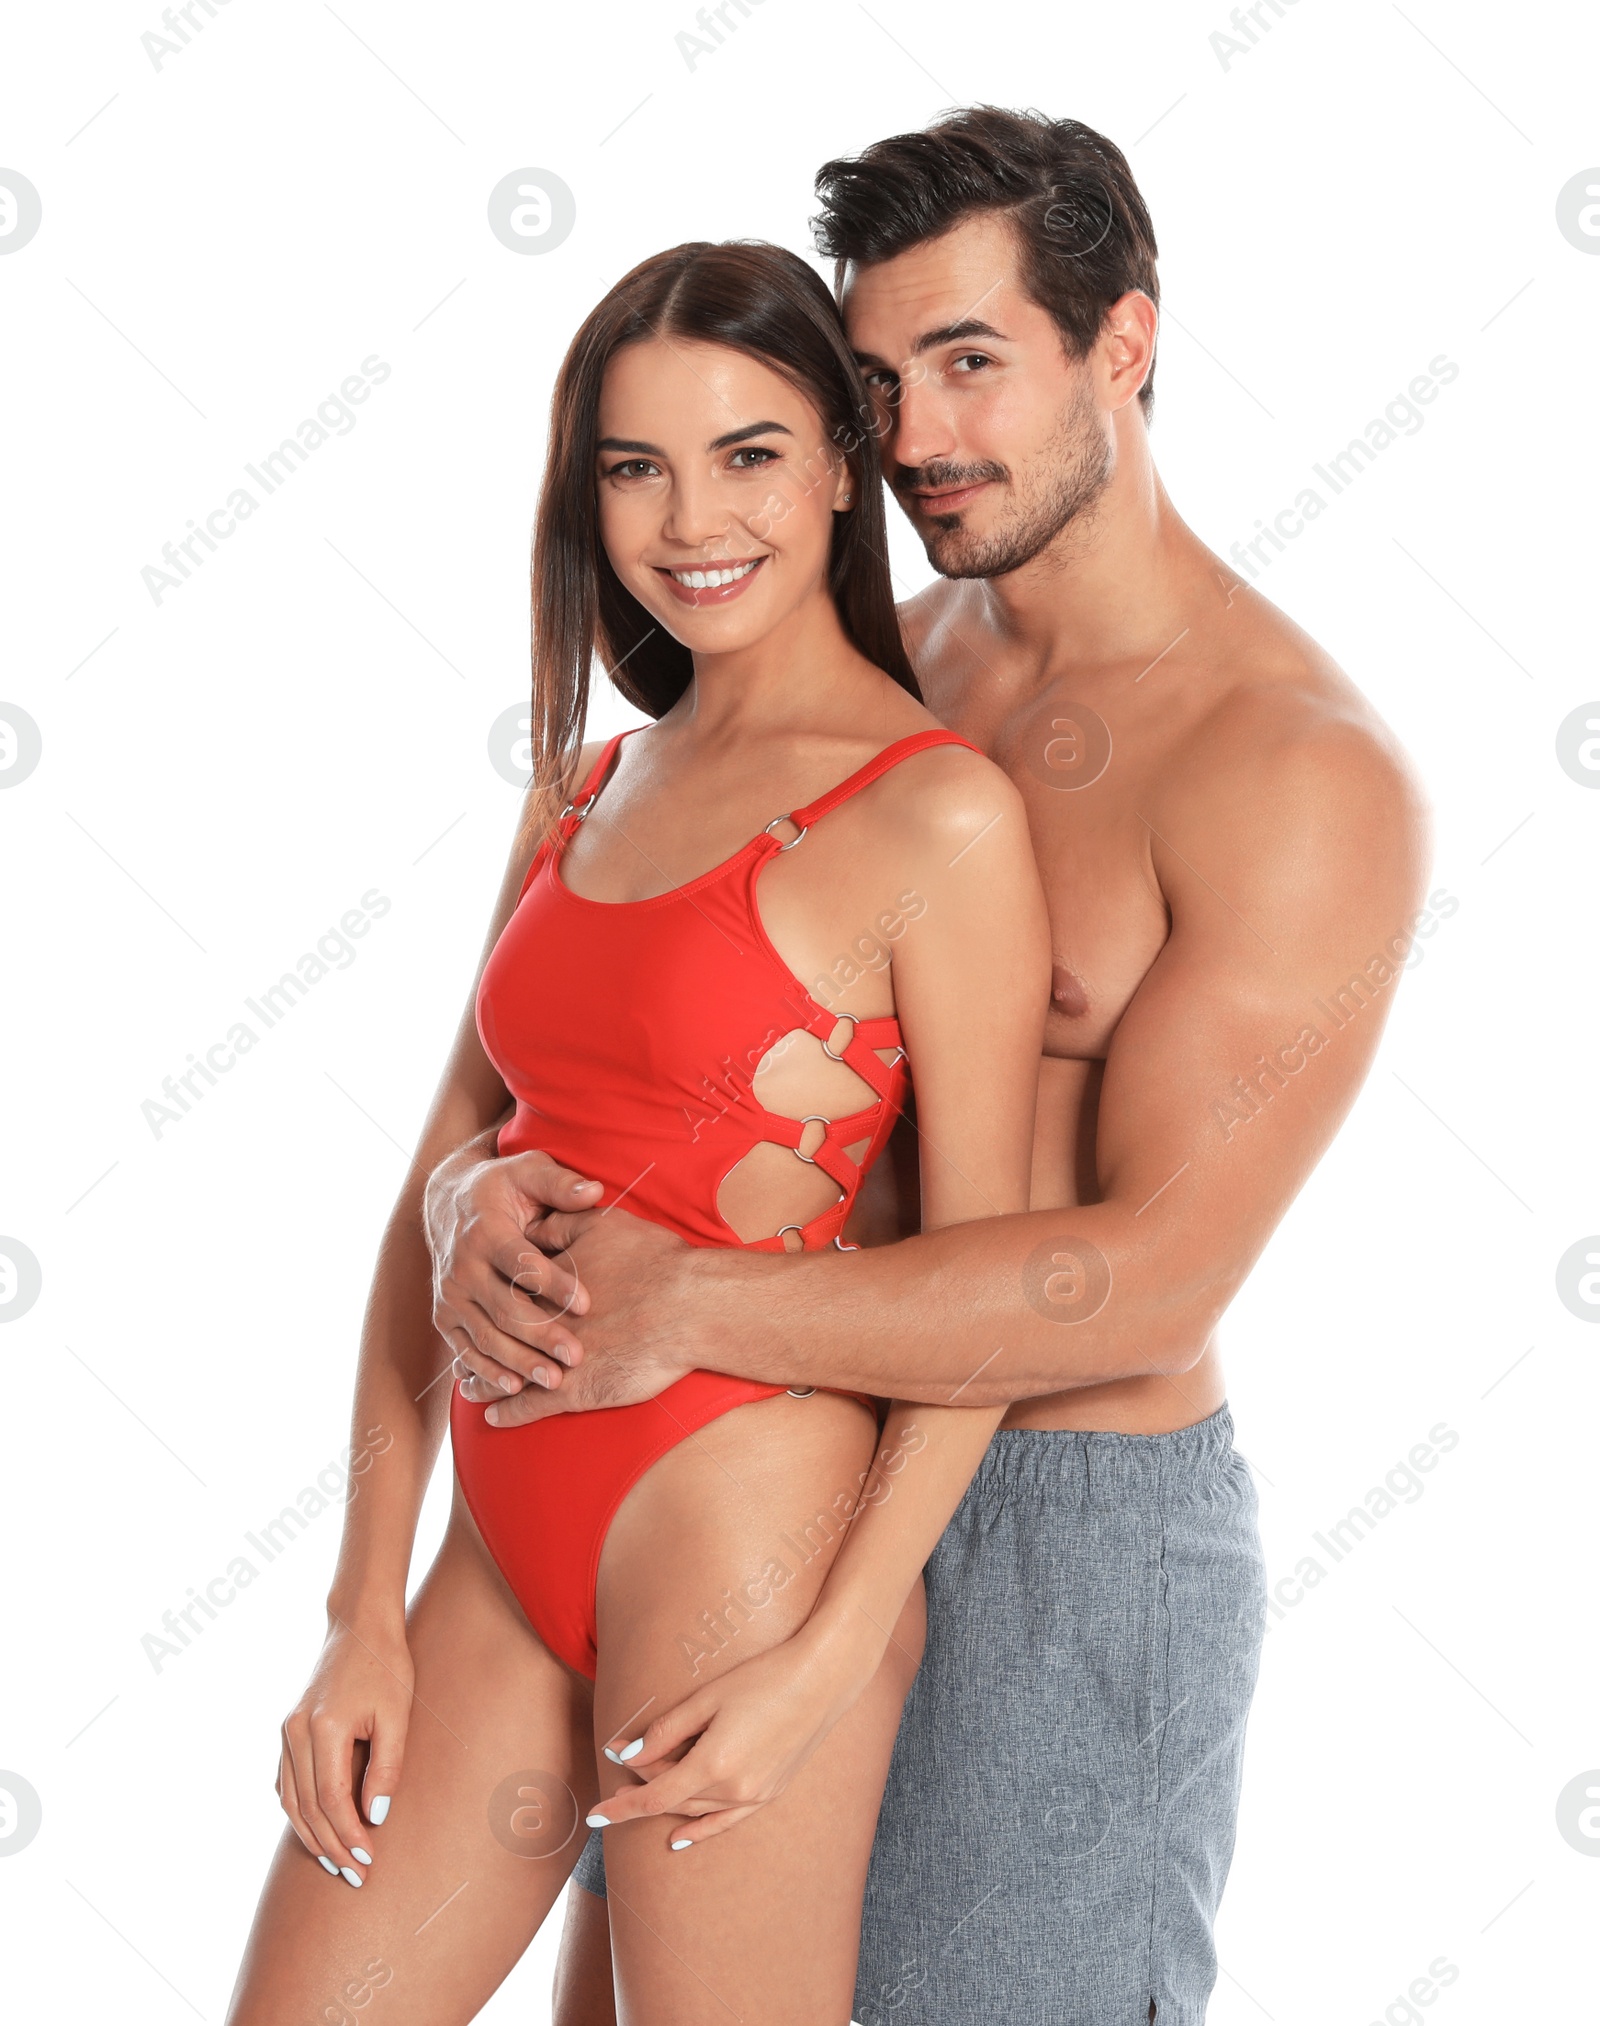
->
[593,1392,925,2025]
[226,1482,597,2025]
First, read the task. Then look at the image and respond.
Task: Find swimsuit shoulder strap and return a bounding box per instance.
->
[565,728,636,823]
[789,728,984,829]
[518,729,641,899]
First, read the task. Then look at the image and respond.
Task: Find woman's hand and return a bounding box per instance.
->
[589,1617,884,1849]
[276,1612,414,1887]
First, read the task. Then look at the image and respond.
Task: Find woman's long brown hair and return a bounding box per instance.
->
[522,239,918,846]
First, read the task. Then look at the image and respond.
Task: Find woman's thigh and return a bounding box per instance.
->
[226,1483,597,2026]
[593,1392,926,2026]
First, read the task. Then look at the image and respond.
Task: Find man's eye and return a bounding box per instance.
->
[729,446,778,467]
[951,354,992,373]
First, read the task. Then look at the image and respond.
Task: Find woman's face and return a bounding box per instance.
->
[594,338,853,657]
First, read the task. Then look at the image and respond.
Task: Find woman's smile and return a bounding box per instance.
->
[654,555,768,607]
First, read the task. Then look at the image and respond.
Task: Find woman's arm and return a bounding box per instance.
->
[274,748,603,1883]
[786,753,1049,1699]
[590,755,1050,1844]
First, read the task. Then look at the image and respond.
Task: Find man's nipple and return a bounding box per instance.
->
[1050,962,1089,1018]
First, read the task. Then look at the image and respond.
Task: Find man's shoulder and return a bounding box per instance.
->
[1164,600,1427,845]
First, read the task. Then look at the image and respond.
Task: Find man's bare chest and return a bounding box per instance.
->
[938,675,1174,1061]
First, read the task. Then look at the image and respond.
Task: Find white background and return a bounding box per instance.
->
[2,0,1596,2019]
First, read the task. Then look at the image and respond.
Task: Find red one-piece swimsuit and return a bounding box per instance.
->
[449,724,979,1677]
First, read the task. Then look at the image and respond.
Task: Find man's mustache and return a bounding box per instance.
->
[891,459,1009,497]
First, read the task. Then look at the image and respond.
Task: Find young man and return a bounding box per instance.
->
[431,109,1429,2024]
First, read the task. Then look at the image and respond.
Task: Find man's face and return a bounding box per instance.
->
[842,213,1113,580]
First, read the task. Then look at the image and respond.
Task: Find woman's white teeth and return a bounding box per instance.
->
[671,561,759,589]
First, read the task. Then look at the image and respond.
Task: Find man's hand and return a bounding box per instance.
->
[464,1204,701,1427]
[424,1144,602,1398]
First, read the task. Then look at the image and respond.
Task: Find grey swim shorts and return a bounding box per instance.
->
[572,1401,1267,2026]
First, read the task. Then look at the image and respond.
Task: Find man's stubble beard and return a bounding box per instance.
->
[914,378,1113,583]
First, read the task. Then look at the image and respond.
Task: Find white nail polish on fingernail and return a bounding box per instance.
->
[585,1813,610,1828]
[317,1854,339,1875]
[618,1739,644,1761]
[670,1839,693,1851]
[369,1796,391,1825]
[602,1748,623,1765]
[340,1867,364,1887]
[350,1846,373,1865]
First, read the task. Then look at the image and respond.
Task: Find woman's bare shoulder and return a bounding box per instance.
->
[862,732,1030,871]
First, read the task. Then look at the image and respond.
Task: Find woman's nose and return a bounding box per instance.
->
[661,472,733,551]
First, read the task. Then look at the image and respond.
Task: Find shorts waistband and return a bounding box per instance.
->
[966,1400,1242,1512]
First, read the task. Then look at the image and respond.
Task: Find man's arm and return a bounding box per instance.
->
[469,696,1430,1419]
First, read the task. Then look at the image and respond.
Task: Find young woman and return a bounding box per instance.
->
[225,240,1049,2025]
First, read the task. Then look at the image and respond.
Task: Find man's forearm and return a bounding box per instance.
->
[685,1199,1245,1405]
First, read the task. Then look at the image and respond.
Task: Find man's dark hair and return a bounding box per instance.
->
[813,106,1160,418]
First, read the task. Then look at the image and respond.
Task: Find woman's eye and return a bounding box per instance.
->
[606,459,659,480]
[729,446,778,468]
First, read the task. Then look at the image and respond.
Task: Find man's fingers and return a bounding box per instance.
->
[482,1380,569,1427]
[448,1327,568,1399]
[496,1242,590,1321]
[444,1300,583,1380]
[532,1207,605,1257]
[507,1151,605,1221]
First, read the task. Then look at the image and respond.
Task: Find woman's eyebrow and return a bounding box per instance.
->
[707,420,792,451]
[596,421,793,456]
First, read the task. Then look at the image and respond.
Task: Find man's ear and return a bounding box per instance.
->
[1100,289,1158,412]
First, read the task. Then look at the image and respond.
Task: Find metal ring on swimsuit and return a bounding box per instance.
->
[763,815,809,851]
[775,1223,806,1249]
[559,792,598,825]
[792,1116,831,1164]
[821,1016,856,1062]
[833,1235,860,1252]
[787,1386,817,1398]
